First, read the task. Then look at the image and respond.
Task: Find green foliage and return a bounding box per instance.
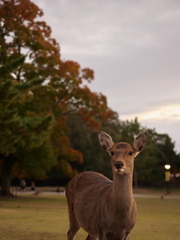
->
[0,56,56,180]
[136,128,179,186]
[0,61,52,154]
[15,140,57,179]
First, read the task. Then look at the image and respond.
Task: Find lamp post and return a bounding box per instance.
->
[164,164,171,194]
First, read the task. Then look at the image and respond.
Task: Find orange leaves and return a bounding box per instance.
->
[0,0,43,23]
[52,118,83,178]
[52,65,113,130]
[1,0,61,84]
[59,60,81,83]
[52,61,94,99]
[81,68,94,83]
[63,147,83,165]
[72,86,113,129]
[58,147,83,178]
[0,0,42,45]
[53,118,83,164]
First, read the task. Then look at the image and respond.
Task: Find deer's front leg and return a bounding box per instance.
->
[86,234,97,240]
[102,232,119,240]
[104,232,129,240]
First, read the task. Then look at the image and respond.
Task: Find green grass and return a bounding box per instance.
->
[0,193,180,240]
[132,197,180,240]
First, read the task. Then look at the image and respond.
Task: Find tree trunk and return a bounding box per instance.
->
[0,155,17,197]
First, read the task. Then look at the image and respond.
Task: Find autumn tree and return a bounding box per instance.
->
[0,0,112,195]
[0,0,63,196]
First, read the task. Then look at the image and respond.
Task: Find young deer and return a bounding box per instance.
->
[66,131,147,240]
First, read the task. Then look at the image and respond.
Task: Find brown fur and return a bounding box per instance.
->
[66,131,147,240]
[115,143,129,149]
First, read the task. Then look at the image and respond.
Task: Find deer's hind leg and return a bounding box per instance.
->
[67,221,80,240]
[67,208,80,240]
[86,234,97,240]
[67,225,79,240]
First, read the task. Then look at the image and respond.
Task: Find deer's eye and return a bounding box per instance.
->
[129,151,133,156]
[110,151,114,156]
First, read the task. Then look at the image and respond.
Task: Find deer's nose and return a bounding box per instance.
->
[114,161,124,169]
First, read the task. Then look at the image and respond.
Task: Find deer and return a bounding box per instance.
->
[65,131,147,240]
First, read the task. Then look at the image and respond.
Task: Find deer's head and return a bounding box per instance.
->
[98,131,147,175]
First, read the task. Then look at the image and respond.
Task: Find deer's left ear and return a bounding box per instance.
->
[133,132,147,155]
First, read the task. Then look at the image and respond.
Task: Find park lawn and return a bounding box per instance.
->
[0,194,180,240]
[132,197,180,240]
[0,195,67,240]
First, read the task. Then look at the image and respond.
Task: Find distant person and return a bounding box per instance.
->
[20,179,26,192]
[31,181,36,191]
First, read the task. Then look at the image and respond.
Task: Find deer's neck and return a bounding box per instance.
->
[111,172,134,213]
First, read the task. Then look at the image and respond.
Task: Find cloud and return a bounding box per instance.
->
[120,104,180,152]
[121,104,180,121]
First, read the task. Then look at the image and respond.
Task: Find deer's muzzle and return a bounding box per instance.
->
[114,161,124,169]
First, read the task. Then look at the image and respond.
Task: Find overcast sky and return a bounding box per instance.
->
[33,0,180,152]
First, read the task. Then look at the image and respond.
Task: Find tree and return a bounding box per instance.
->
[0,0,113,195]
[0,57,55,196]
[0,0,63,196]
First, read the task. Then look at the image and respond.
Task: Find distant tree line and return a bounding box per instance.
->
[0,0,179,196]
[64,115,180,187]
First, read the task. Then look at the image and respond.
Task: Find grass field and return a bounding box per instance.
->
[0,191,180,240]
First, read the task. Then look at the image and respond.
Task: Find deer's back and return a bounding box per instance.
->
[66,171,112,201]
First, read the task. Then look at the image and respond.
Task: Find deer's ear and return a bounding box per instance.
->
[98,131,114,153]
[133,132,147,155]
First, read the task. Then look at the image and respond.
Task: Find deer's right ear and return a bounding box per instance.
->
[98,131,114,154]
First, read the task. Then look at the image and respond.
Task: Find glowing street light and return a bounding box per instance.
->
[164,164,171,194]
[164,164,171,170]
